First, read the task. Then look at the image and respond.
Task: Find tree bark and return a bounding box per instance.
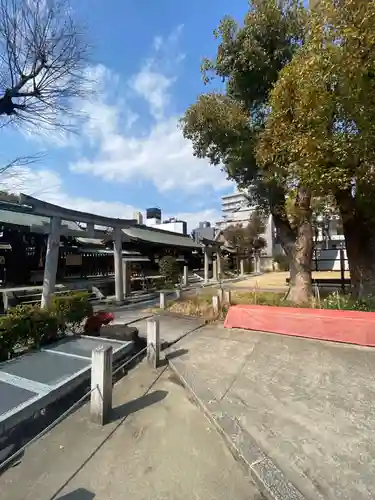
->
[269,185,313,304]
[286,188,313,304]
[336,189,375,298]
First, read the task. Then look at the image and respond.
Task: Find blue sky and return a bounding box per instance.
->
[1,0,249,229]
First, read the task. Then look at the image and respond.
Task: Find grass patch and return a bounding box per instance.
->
[149,289,375,322]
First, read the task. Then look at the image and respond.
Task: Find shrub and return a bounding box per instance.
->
[320,292,375,312]
[159,256,180,287]
[84,311,114,336]
[0,315,17,361]
[0,292,95,362]
[52,291,93,334]
[0,304,61,358]
[273,253,290,271]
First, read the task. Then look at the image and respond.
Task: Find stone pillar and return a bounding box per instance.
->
[254,254,261,273]
[41,216,62,309]
[240,259,245,276]
[204,249,209,283]
[217,253,222,279]
[212,295,219,315]
[213,259,218,281]
[160,291,166,309]
[87,223,94,237]
[123,259,131,297]
[113,227,124,303]
[147,318,160,368]
[183,264,189,287]
[90,345,113,425]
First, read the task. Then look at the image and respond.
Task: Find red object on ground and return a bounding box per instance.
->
[224,304,375,347]
[84,311,114,335]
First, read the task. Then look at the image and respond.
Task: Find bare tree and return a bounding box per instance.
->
[0,152,43,174]
[0,0,89,131]
[0,151,44,193]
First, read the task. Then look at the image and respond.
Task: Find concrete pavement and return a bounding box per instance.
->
[166,322,375,500]
[0,363,264,500]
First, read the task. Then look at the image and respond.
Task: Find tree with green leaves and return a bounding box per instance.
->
[258,0,375,297]
[159,256,180,287]
[180,0,313,302]
[223,211,267,260]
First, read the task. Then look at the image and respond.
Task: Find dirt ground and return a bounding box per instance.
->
[232,271,350,290]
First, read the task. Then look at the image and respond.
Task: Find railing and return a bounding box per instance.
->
[0,318,161,472]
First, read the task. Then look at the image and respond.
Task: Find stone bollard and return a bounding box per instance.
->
[147,318,160,368]
[217,288,224,302]
[183,265,189,287]
[223,290,232,305]
[240,259,245,276]
[212,295,220,315]
[176,289,181,300]
[160,291,166,310]
[90,345,113,425]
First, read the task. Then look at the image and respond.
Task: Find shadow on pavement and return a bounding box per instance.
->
[166,348,189,360]
[158,348,189,367]
[111,389,168,422]
[57,488,95,499]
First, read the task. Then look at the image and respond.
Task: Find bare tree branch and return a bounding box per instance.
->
[0,151,44,175]
[0,0,90,131]
[0,151,45,198]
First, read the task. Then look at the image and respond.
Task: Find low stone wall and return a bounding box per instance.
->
[224,304,375,346]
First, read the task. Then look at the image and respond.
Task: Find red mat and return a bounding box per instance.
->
[224,304,375,346]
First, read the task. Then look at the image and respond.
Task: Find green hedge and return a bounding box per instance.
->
[52,291,93,333]
[0,292,93,362]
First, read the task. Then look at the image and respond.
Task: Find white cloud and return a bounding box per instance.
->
[68,26,230,194]
[10,25,230,221]
[131,65,173,120]
[0,166,221,230]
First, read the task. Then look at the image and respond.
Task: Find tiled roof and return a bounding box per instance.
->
[122,225,201,249]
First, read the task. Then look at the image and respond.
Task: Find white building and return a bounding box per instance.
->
[216,189,279,269]
[135,209,188,235]
[146,219,187,235]
[216,190,255,229]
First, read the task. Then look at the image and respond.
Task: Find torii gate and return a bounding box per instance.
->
[19,194,136,308]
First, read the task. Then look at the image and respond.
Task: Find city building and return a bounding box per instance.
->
[215,189,279,269]
[216,190,255,229]
[192,221,216,244]
[144,207,188,235]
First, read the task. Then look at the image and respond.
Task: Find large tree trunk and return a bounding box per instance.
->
[336,189,375,298]
[269,185,313,304]
[286,188,313,304]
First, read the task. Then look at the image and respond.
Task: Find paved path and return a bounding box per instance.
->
[167,322,375,500]
[0,364,264,500]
